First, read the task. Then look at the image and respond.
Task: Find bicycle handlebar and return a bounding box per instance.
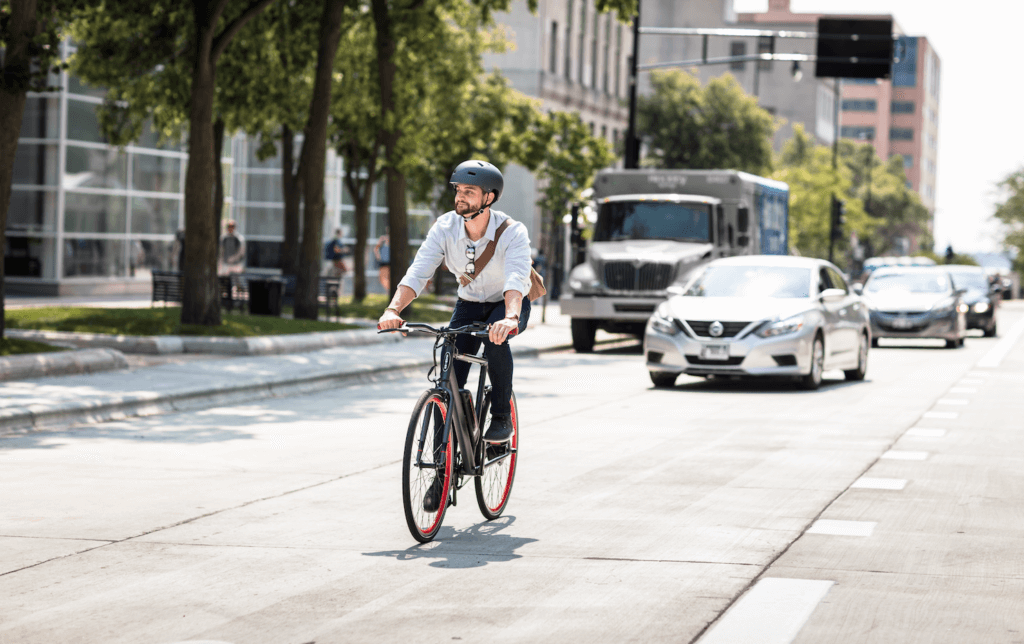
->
[377,321,518,338]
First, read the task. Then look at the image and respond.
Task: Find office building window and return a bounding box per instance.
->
[615,24,623,97]
[578,1,587,85]
[591,31,598,88]
[564,0,573,81]
[549,21,558,74]
[840,126,875,140]
[890,127,914,141]
[757,36,773,71]
[842,99,877,112]
[891,100,915,114]
[602,18,611,93]
[730,41,746,71]
[901,154,913,170]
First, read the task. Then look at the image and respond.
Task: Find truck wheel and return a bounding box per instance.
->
[571,319,597,353]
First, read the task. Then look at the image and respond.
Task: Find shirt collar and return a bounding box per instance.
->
[457,209,501,243]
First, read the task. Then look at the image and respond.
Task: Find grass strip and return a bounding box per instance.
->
[0,338,69,357]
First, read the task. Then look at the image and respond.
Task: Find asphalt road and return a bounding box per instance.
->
[2,304,1023,643]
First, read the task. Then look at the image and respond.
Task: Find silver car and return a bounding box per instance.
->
[644,256,871,390]
[861,266,968,348]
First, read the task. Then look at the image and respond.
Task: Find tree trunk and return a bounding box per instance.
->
[294,0,346,320]
[372,0,407,301]
[348,176,372,302]
[0,0,38,341]
[280,124,301,275]
[181,5,222,326]
[213,114,226,227]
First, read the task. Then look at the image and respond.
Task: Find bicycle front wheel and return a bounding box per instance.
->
[475,392,519,520]
[402,390,453,543]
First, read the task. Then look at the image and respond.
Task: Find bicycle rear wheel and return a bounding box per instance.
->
[403,390,453,542]
[475,392,519,520]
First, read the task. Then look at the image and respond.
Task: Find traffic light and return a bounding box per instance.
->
[830,195,846,242]
[815,18,894,79]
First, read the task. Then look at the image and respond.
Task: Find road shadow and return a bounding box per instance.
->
[363,515,537,569]
[659,373,871,395]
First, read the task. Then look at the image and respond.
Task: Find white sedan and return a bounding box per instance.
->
[643,256,871,390]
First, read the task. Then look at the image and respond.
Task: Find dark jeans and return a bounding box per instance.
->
[444,297,531,417]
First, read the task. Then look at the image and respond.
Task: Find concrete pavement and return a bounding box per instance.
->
[0,304,592,435]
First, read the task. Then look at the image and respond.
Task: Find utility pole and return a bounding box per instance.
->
[623,0,641,169]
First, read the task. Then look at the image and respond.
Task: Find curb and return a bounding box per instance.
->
[5,327,400,356]
[0,348,129,382]
[0,345,547,436]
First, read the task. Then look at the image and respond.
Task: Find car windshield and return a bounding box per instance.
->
[684,266,811,298]
[866,272,950,294]
[594,201,711,242]
[949,271,989,291]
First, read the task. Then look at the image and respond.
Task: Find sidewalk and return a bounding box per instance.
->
[0,303,593,436]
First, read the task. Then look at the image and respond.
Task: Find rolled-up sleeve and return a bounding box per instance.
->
[501,223,533,296]
[398,220,446,296]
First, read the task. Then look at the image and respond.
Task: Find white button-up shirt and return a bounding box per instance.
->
[399,209,532,303]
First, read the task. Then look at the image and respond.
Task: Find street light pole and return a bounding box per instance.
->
[624,0,641,169]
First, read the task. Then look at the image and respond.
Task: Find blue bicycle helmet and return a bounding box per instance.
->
[450,160,503,205]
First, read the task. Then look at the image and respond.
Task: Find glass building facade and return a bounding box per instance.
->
[7,42,433,295]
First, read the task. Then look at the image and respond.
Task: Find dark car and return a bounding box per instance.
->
[861,266,968,348]
[946,266,999,336]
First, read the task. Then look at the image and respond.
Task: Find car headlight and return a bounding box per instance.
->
[649,303,679,336]
[972,302,989,313]
[756,314,806,338]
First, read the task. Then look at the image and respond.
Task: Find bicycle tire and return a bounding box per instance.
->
[402,390,453,543]
[475,392,519,520]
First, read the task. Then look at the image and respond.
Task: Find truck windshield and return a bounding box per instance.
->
[594,201,711,242]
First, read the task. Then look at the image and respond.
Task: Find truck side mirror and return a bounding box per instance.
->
[737,206,750,233]
[737,235,750,248]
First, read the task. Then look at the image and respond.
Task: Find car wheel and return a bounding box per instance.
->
[984,323,997,338]
[844,333,868,381]
[945,338,959,349]
[649,371,677,388]
[570,318,597,353]
[871,337,880,348]
[799,334,825,390]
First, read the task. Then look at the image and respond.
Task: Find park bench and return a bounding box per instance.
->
[151,270,183,306]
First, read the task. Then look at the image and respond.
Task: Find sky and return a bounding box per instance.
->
[733,0,1024,255]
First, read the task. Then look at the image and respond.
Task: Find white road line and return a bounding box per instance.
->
[976,316,1024,368]
[698,578,835,644]
[852,477,908,490]
[907,428,947,438]
[807,519,877,537]
[948,387,977,394]
[936,398,969,405]
[882,450,929,460]
[923,411,958,419]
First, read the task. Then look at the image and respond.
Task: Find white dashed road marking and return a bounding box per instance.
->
[906,428,946,437]
[698,578,835,644]
[923,411,958,419]
[882,450,929,460]
[948,387,977,394]
[852,477,908,490]
[976,317,1024,368]
[807,519,877,537]
[936,398,968,405]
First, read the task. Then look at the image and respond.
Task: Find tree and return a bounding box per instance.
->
[773,125,874,265]
[70,0,277,327]
[637,69,775,175]
[994,167,1024,275]
[1,0,74,340]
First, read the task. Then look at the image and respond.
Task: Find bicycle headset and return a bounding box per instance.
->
[450,160,503,220]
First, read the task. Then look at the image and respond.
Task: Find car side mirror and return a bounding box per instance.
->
[737,206,750,233]
[852,283,864,295]
[737,235,749,248]
[954,288,967,297]
[819,288,846,303]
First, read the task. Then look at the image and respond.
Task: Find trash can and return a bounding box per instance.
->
[249,277,284,316]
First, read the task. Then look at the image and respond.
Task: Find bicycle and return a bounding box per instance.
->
[379,321,519,543]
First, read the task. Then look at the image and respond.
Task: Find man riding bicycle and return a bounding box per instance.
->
[377,160,531,446]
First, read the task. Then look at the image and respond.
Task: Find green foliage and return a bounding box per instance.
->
[0,337,67,356]
[5,307,359,336]
[0,0,74,93]
[993,167,1024,274]
[772,125,873,264]
[638,69,775,175]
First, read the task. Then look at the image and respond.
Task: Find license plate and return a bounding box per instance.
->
[700,343,730,360]
[892,317,915,329]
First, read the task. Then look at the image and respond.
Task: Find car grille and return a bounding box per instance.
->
[873,311,931,332]
[685,355,745,366]
[685,321,751,338]
[603,262,674,291]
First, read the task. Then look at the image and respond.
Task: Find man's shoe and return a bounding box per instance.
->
[422,476,444,513]
[484,414,514,444]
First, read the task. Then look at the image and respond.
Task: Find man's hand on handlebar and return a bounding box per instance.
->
[377,308,404,331]
[489,317,518,345]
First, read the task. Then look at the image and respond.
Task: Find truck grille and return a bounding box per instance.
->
[603,262,674,291]
[685,321,751,338]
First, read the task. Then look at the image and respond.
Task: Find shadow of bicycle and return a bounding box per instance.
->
[362,515,537,569]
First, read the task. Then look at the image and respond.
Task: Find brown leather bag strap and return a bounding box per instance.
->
[458,219,512,286]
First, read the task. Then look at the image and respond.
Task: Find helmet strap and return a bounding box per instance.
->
[461,192,495,221]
